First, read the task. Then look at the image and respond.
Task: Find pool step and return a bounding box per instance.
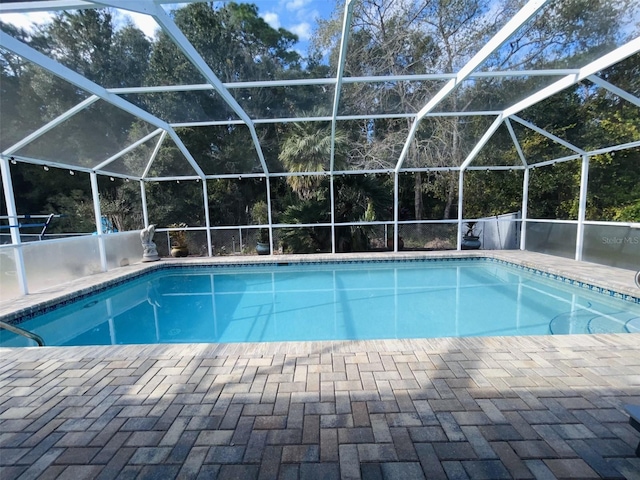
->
[549,311,639,335]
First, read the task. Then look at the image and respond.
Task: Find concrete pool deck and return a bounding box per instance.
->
[1,251,639,479]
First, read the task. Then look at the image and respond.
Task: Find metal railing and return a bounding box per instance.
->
[0,320,45,346]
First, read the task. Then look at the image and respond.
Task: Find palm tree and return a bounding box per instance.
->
[278,120,348,200]
[277,119,391,252]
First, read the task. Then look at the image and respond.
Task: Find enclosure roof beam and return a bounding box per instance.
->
[0,0,95,13]
[587,139,640,157]
[2,150,175,181]
[460,111,588,171]
[94,0,270,175]
[500,139,640,170]
[106,69,582,94]
[0,0,203,13]
[530,155,583,168]
[181,138,637,179]
[459,38,640,169]
[169,111,503,128]
[416,0,550,120]
[509,116,586,155]
[395,0,550,172]
[142,131,167,179]
[504,118,528,167]
[93,128,163,171]
[0,31,207,179]
[503,36,640,117]
[467,165,525,170]
[3,153,142,180]
[329,0,355,173]
[2,96,100,156]
[459,116,504,170]
[587,75,640,108]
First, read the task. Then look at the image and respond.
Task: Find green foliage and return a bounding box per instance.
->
[279,201,331,254]
[98,181,143,232]
[250,201,269,242]
[463,170,524,219]
[146,180,204,227]
[528,162,581,220]
[611,201,640,222]
[43,189,95,233]
[2,0,638,242]
[278,120,348,199]
[167,222,188,248]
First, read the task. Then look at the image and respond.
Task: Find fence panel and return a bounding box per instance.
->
[479,213,521,250]
[583,224,640,270]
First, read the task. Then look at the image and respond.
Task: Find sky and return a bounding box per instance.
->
[253,0,335,53]
[0,0,337,57]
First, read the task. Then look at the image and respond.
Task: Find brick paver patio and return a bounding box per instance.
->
[2,252,639,478]
[1,334,639,479]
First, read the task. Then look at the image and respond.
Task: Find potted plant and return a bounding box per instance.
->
[168,222,189,257]
[256,227,270,255]
[461,222,481,250]
[251,201,271,255]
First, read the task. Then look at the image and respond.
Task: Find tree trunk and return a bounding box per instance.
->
[443,113,460,219]
[443,171,456,219]
[414,171,423,220]
[407,118,423,220]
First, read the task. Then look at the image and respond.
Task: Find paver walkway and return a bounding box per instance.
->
[1,334,639,480]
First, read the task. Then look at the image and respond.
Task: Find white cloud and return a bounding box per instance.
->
[127,12,159,40]
[1,10,159,39]
[286,0,312,12]
[0,12,53,31]
[262,12,281,29]
[289,21,312,40]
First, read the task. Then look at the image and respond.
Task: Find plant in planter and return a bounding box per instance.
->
[168,222,189,257]
[250,201,271,255]
[461,222,481,250]
[256,227,270,255]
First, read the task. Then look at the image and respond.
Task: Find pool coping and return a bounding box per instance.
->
[1,330,639,359]
[1,250,638,327]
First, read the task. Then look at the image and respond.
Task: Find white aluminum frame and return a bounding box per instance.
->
[328,0,355,253]
[0,30,207,179]
[0,0,638,287]
[395,0,551,171]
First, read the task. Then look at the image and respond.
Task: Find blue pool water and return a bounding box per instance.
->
[1,260,639,347]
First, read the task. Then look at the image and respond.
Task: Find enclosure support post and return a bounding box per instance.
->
[265,176,274,254]
[520,167,529,250]
[202,179,212,257]
[140,181,149,228]
[457,169,464,250]
[576,155,589,261]
[90,172,108,272]
[330,174,336,254]
[393,171,399,253]
[0,157,29,295]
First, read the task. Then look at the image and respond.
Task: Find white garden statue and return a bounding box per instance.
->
[140,224,160,262]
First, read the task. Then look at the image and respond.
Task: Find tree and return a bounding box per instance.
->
[142,2,305,227]
[2,0,638,244]
[313,0,505,219]
[1,10,152,232]
[277,119,391,252]
[278,119,347,199]
[576,55,640,221]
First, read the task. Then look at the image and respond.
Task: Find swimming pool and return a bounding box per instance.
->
[1,258,639,347]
